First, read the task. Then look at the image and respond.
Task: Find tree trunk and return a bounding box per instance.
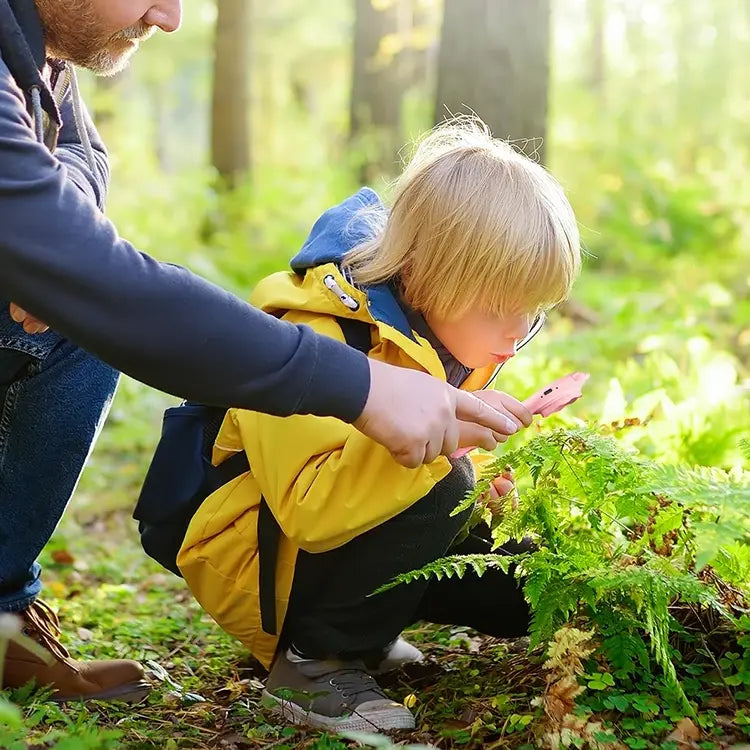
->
[350,0,409,178]
[211,0,251,186]
[435,0,551,163]
[403,0,441,95]
[587,0,605,102]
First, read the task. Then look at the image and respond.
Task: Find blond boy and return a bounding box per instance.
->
[177,119,581,731]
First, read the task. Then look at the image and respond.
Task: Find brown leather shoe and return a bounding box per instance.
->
[2,600,150,703]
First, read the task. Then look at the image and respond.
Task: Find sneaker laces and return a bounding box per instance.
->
[20,600,75,667]
[325,667,387,701]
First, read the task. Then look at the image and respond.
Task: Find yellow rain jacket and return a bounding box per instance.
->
[177,189,499,668]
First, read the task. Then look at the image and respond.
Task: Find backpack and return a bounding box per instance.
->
[133,317,372,635]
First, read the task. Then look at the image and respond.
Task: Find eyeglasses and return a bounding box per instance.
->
[482,311,547,390]
[516,311,546,354]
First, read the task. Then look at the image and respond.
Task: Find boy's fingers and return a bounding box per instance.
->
[474,390,533,427]
[454,389,520,438]
[491,476,515,498]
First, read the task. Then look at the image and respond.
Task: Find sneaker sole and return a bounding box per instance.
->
[262,689,415,732]
[52,680,151,704]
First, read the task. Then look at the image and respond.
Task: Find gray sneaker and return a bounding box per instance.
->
[262,650,415,732]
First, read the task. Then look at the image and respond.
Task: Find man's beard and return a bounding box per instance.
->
[35,0,155,76]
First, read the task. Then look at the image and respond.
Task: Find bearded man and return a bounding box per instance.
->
[0,0,520,704]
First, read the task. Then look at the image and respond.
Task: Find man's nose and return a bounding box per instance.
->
[144,1,182,33]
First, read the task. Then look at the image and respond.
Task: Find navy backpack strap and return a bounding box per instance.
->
[337,317,372,355]
[257,497,281,635]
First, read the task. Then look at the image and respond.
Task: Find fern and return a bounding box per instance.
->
[373,553,518,594]
[643,462,750,569]
[379,427,744,714]
[643,463,750,512]
[740,438,750,464]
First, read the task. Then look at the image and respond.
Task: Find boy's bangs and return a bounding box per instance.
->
[474,245,576,318]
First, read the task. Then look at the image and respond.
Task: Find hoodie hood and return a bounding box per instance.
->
[0,0,60,135]
[290,187,381,272]
[288,187,416,340]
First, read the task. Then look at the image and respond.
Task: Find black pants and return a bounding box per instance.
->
[282,457,531,660]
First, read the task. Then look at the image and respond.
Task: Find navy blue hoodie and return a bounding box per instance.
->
[0,0,369,421]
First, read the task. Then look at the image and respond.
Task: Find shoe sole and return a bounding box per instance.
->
[261,689,415,732]
[52,680,151,704]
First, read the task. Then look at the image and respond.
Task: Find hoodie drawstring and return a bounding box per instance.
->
[68,66,98,174]
[1,0,93,168]
[28,84,44,142]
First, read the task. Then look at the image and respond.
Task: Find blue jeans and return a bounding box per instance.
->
[0,304,119,612]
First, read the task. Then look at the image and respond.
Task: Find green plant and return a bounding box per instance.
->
[380,429,749,715]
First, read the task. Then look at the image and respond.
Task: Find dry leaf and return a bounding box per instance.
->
[665,717,700,749]
[51,549,75,565]
[544,676,582,723]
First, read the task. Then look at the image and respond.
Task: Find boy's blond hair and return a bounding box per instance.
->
[343,118,581,319]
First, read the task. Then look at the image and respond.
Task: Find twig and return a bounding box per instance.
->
[698,633,738,711]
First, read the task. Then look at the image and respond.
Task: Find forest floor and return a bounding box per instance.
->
[2,493,748,750]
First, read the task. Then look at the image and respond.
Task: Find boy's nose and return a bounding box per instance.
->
[144,1,182,33]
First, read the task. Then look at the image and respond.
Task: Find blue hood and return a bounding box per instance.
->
[291,188,416,340]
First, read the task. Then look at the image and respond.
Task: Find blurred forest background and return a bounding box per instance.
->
[74,0,750,507]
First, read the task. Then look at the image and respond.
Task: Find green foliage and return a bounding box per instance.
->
[376,553,515,592]
[0,693,122,749]
[385,428,749,716]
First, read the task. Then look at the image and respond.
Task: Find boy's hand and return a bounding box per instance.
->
[484,465,519,515]
[473,390,533,430]
[355,359,521,468]
[9,303,49,334]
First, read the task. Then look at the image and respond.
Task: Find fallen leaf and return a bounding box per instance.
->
[665,717,700,749]
[51,549,75,565]
[46,581,68,599]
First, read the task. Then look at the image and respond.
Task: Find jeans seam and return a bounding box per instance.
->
[0,337,53,359]
[0,377,24,471]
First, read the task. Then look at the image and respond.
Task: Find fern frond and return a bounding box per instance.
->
[372,553,521,595]
[643,464,750,511]
[740,438,750,463]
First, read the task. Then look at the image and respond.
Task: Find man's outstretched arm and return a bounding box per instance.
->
[0,69,520,461]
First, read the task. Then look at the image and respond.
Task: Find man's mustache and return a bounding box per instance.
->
[112,23,155,43]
